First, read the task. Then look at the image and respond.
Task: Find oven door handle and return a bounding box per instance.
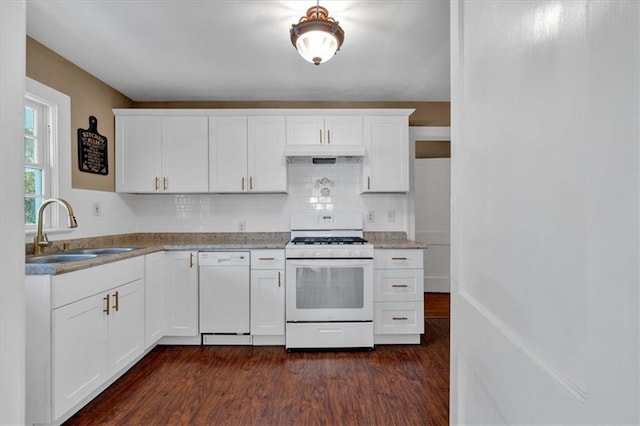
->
[318,328,344,334]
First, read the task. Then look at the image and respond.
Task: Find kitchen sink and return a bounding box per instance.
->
[26,253,99,264]
[26,247,139,264]
[67,247,137,255]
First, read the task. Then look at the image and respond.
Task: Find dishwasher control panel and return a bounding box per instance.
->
[198,252,250,266]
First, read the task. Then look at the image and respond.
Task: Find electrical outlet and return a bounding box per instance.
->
[92,202,101,217]
[387,210,396,223]
[366,211,375,223]
[238,221,246,232]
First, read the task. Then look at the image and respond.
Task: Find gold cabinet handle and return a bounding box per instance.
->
[241,176,245,191]
[391,284,408,288]
[103,294,110,315]
[163,177,168,191]
[112,291,119,312]
[319,129,323,144]
[391,257,408,261]
[367,176,371,190]
[189,252,194,268]
[327,129,331,144]
[154,177,159,191]
[258,257,275,261]
[392,316,408,321]
[278,271,281,287]
[249,176,253,191]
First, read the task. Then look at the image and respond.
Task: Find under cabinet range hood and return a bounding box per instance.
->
[283,144,366,163]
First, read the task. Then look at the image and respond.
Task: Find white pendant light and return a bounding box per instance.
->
[290,2,345,66]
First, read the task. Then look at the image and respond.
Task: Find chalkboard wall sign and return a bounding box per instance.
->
[77,115,108,175]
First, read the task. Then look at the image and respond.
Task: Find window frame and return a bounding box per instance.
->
[24,97,55,229]
[24,78,68,235]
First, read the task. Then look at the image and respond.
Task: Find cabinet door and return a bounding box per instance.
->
[165,251,199,336]
[161,116,209,193]
[324,116,362,145]
[115,116,161,193]
[108,279,145,375]
[286,116,325,144]
[209,116,248,192]
[250,269,285,336]
[52,293,109,419]
[144,251,167,349]
[362,116,409,192]
[248,116,287,192]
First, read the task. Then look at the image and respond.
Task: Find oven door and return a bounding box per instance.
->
[286,258,373,322]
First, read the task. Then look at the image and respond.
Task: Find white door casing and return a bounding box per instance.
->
[451,1,640,424]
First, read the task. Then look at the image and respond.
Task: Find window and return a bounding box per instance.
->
[24,99,50,226]
[24,86,60,230]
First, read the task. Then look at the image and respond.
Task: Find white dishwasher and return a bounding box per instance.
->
[199,252,251,345]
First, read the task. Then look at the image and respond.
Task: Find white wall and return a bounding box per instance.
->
[132,162,408,233]
[451,0,639,423]
[1,1,26,423]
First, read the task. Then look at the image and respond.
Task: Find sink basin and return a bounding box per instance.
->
[26,253,99,264]
[67,247,137,255]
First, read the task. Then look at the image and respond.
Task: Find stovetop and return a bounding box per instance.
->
[290,236,368,245]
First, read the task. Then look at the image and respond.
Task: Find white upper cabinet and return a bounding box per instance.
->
[286,115,362,145]
[115,113,208,193]
[209,116,248,192]
[116,115,161,192]
[247,116,287,192]
[115,109,412,194]
[210,116,287,193]
[362,115,410,192]
[161,116,209,192]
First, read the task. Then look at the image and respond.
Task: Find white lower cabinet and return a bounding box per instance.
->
[52,291,110,419]
[373,249,424,344]
[144,251,167,348]
[26,257,145,425]
[164,251,199,337]
[250,250,285,345]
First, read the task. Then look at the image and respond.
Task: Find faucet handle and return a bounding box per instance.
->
[38,233,49,247]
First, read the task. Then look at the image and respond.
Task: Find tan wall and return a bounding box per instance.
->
[133,101,450,127]
[26,37,134,192]
[27,36,449,192]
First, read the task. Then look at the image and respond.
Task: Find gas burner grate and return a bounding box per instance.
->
[290,236,368,245]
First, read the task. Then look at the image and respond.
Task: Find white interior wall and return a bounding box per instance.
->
[414,157,450,292]
[1,1,26,423]
[451,0,639,423]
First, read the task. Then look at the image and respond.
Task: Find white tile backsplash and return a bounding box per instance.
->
[131,163,407,232]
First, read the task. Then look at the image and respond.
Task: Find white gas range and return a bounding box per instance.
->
[285,213,374,350]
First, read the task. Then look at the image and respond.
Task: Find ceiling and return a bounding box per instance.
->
[26,0,450,103]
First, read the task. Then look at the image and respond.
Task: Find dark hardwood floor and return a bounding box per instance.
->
[64,293,450,426]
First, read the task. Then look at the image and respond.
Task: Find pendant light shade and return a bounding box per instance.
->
[290,4,344,66]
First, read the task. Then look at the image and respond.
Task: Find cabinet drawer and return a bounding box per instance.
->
[374,269,423,302]
[375,249,423,269]
[52,257,145,309]
[286,322,373,349]
[374,302,424,334]
[251,250,285,269]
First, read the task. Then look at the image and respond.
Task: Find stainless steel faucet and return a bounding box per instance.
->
[33,198,78,255]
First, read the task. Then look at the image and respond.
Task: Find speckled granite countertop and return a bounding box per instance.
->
[25,231,425,275]
[365,232,428,249]
[26,232,289,275]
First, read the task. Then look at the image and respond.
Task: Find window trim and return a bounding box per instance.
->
[24,96,55,229]
[24,78,71,236]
